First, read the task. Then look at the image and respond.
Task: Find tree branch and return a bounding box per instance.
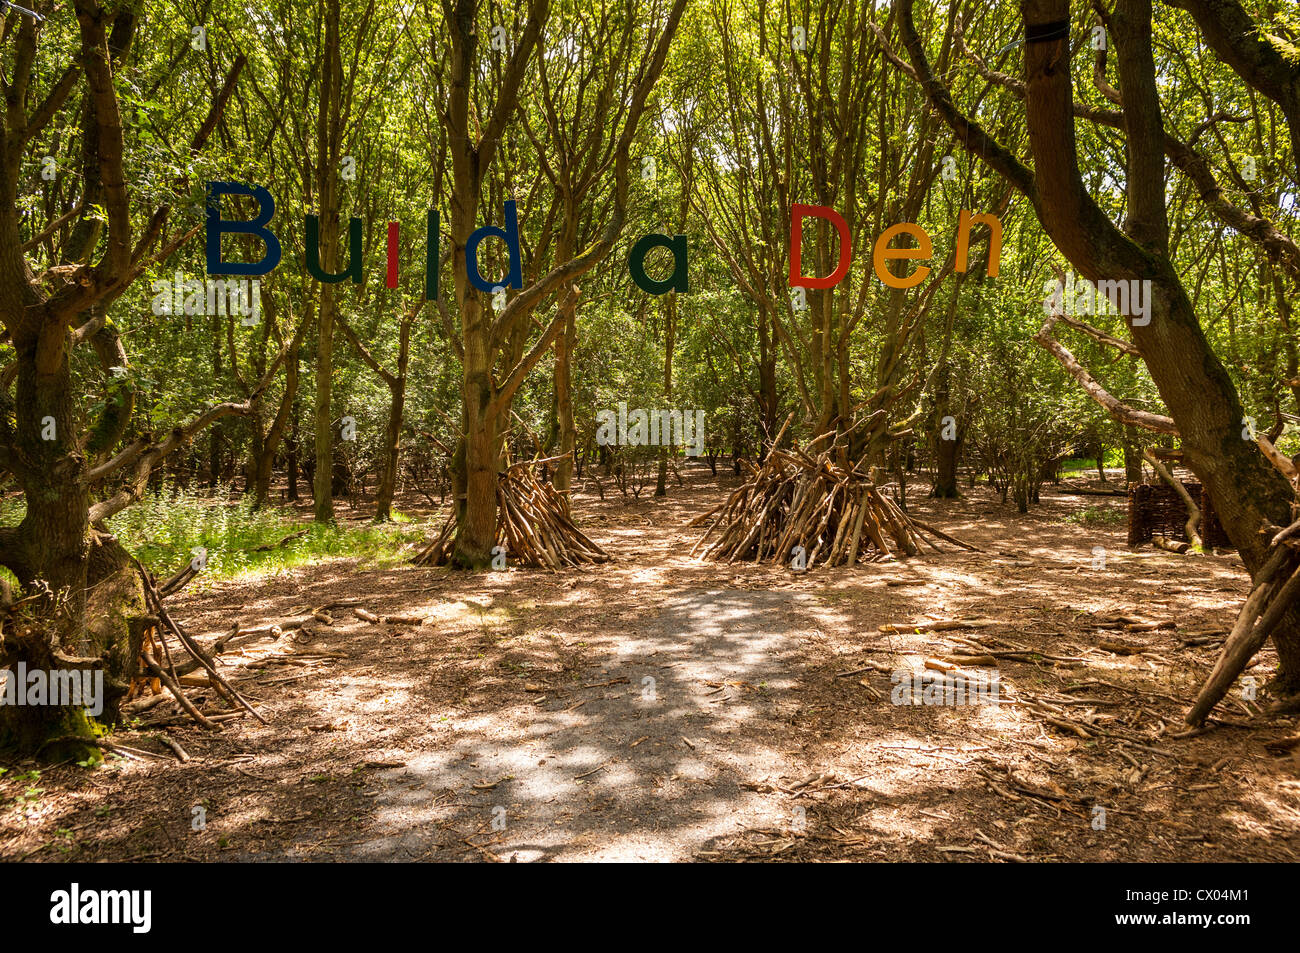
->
[1034,314,1178,434]
[955,11,1300,279]
[84,329,294,493]
[1162,0,1300,167]
[477,0,549,173]
[881,5,1038,202]
[487,0,688,350]
[490,288,576,416]
[24,64,83,143]
[336,310,398,388]
[1053,311,1142,357]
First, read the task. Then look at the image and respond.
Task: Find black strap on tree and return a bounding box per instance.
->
[1025,19,1070,44]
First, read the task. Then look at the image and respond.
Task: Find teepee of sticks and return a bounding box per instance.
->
[691,424,976,568]
[413,455,611,570]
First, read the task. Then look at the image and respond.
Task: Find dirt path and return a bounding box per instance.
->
[4,469,1300,862]
[360,585,815,861]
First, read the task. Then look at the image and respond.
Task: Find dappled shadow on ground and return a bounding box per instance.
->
[2,467,1298,861]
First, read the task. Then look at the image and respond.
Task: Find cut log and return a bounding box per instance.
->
[1152,535,1190,554]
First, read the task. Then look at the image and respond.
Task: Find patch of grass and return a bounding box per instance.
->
[1065,505,1126,527]
[1059,449,1125,477]
[2,486,429,589]
[105,484,428,586]
[0,498,21,593]
[0,495,23,526]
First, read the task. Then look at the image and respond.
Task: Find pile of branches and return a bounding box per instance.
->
[692,428,975,568]
[127,560,269,731]
[1187,436,1300,723]
[414,455,611,570]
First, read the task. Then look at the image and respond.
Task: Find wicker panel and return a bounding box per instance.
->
[1126,481,1232,549]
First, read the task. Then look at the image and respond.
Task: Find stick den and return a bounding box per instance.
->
[203,183,1001,297]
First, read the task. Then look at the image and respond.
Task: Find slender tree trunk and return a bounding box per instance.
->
[313,308,337,521]
[1122,427,1144,484]
[553,301,577,497]
[208,315,222,488]
[374,316,411,523]
[313,0,343,523]
[548,209,581,499]
[287,392,301,501]
[655,292,676,497]
[374,377,406,522]
[758,305,778,455]
[253,330,303,509]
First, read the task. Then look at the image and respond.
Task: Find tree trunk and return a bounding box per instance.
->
[12,343,89,649]
[287,392,301,501]
[655,291,676,498]
[1122,427,1144,484]
[313,303,337,521]
[1025,0,1300,685]
[897,0,1300,689]
[932,369,960,498]
[208,313,222,487]
[758,305,778,456]
[313,0,343,523]
[934,434,960,498]
[552,300,577,497]
[253,335,301,509]
[0,331,139,757]
[374,376,406,522]
[453,304,500,567]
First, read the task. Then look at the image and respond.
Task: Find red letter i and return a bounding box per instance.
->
[386,222,399,289]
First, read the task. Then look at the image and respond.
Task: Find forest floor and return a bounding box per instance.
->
[4,466,1300,862]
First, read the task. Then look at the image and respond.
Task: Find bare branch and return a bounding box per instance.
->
[881,6,1038,202]
[1034,315,1178,434]
[21,199,85,253]
[1053,311,1142,358]
[24,65,82,142]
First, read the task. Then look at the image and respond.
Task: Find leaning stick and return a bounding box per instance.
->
[1143,448,1202,549]
[142,651,218,730]
[1186,557,1300,724]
